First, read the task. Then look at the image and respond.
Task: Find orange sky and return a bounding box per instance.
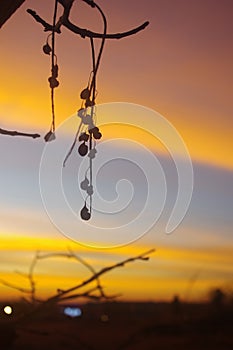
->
[0,0,232,302]
[0,234,232,302]
[0,0,232,169]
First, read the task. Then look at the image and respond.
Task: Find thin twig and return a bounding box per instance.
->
[27,9,60,33]
[50,0,59,133]
[67,247,105,298]
[63,119,83,167]
[0,252,39,303]
[0,128,40,138]
[0,279,32,294]
[44,249,155,303]
[56,287,120,301]
[28,252,39,303]
[37,249,106,298]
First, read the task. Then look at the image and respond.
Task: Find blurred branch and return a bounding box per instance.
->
[45,249,156,303]
[0,128,40,139]
[58,286,121,302]
[1,248,155,323]
[0,251,39,303]
[36,248,115,299]
[28,252,39,303]
[0,279,32,294]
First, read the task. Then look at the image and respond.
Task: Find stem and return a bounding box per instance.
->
[89,130,93,214]
[50,0,59,132]
[88,1,107,103]
[0,128,40,139]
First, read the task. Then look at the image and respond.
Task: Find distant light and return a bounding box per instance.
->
[3,306,13,315]
[100,314,109,322]
[64,307,82,318]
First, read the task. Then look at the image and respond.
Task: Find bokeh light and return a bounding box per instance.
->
[3,305,13,315]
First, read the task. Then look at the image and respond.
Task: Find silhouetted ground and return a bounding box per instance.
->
[0,302,232,350]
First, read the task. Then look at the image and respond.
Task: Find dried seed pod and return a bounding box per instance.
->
[79,132,89,142]
[82,114,93,126]
[77,108,85,118]
[80,88,90,100]
[44,131,56,142]
[48,76,59,88]
[85,99,95,108]
[78,142,88,157]
[80,204,91,221]
[93,131,102,140]
[88,148,97,159]
[89,127,102,140]
[80,176,89,190]
[86,185,94,196]
[89,126,99,134]
[43,43,52,55]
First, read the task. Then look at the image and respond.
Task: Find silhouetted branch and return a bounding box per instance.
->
[1,248,116,304]
[58,285,121,302]
[1,248,155,326]
[37,249,108,299]
[68,247,106,298]
[45,249,156,303]
[57,286,120,302]
[0,251,39,303]
[0,279,32,294]
[0,128,40,139]
[63,19,149,39]
[26,9,60,33]
[28,252,39,303]
[0,0,26,28]
[27,0,149,39]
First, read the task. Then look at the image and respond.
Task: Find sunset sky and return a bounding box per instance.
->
[0,0,232,302]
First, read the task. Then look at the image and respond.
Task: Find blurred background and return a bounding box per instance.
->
[0,0,232,306]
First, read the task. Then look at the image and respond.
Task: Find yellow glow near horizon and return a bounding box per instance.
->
[0,234,232,301]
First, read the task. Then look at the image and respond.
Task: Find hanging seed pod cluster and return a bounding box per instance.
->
[77,108,102,221]
[43,0,59,143]
[27,0,149,220]
[43,35,58,142]
[63,0,106,221]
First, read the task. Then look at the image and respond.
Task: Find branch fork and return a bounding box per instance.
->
[27,0,149,40]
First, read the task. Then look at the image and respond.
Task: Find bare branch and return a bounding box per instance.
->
[27,9,61,33]
[1,252,39,303]
[0,128,40,139]
[46,249,155,303]
[14,249,155,324]
[67,247,106,298]
[58,286,121,302]
[0,279,32,294]
[36,249,155,302]
[37,249,107,299]
[63,19,149,39]
[58,286,100,301]
[1,249,155,307]
[28,252,39,303]
[27,0,149,40]
[14,270,29,279]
